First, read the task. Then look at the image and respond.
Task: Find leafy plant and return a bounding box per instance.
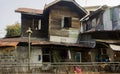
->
[5,22,21,37]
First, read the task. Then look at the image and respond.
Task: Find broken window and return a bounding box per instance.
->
[61,17,71,28]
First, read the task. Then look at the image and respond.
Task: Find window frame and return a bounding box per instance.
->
[42,48,51,62]
[61,16,72,28]
[32,19,42,30]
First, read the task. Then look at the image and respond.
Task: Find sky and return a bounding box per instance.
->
[0,0,120,38]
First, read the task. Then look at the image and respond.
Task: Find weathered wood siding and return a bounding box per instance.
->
[21,14,48,38]
[49,5,81,37]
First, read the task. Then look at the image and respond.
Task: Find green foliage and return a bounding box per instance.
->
[5,23,21,37]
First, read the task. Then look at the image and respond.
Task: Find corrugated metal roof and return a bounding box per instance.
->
[15,8,43,15]
[0,37,92,48]
[0,42,18,47]
[0,37,46,43]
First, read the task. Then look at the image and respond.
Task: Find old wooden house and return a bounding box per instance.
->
[0,0,94,67]
[80,5,120,62]
[0,1,120,73]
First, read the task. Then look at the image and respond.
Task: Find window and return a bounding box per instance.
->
[100,48,107,55]
[33,19,41,30]
[75,52,81,62]
[38,20,41,30]
[34,20,38,30]
[97,48,109,62]
[42,48,51,62]
[61,17,71,28]
[92,19,96,28]
[38,55,41,61]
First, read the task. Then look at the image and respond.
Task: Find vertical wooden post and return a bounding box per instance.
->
[26,27,32,72]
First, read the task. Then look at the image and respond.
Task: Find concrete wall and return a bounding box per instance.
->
[0,47,16,62]
[31,47,42,66]
[17,46,42,64]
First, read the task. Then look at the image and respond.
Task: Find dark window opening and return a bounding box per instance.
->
[64,17,71,28]
[34,20,38,30]
[75,52,81,62]
[42,48,51,62]
[33,19,41,30]
[43,55,50,62]
[60,51,68,61]
[43,49,50,54]
[99,48,107,55]
[96,48,109,62]
[38,55,41,61]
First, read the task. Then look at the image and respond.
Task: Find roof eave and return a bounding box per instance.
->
[44,0,87,16]
[15,11,42,16]
[15,8,43,15]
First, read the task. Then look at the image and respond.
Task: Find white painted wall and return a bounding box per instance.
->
[50,36,78,43]
[30,47,42,66]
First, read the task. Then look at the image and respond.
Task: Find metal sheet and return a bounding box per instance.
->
[110,44,120,51]
[0,42,18,47]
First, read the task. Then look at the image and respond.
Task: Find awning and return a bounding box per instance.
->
[110,44,120,51]
[0,41,18,47]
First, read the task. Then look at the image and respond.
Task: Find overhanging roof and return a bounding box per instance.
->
[15,0,87,17]
[44,0,87,17]
[0,41,18,47]
[15,8,43,15]
[0,37,92,48]
[0,37,46,43]
[32,41,93,48]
